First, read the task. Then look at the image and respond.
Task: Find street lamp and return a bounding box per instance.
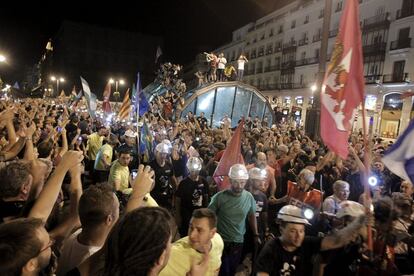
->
[50,76,65,97]
[109,78,125,103]
[0,55,6,63]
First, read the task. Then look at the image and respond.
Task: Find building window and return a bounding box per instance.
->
[336,1,343,12]
[278,25,284,34]
[269,29,274,37]
[291,20,296,29]
[304,15,310,24]
[301,51,306,60]
[319,9,325,19]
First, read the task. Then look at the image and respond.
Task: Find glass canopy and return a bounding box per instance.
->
[180,82,274,128]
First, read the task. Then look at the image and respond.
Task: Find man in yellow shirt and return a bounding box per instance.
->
[108,149,131,191]
[160,208,224,276]
[94,134,119,183]
[86,126,107,177]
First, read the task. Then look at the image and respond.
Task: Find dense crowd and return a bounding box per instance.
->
[0,89,413,276]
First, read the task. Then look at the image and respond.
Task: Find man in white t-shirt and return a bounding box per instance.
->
[217,53,227,82]
[237,54,248,81]
[56,185,119,276]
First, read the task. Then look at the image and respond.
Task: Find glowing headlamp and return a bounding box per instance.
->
[368,176,378,187]
[303,208,314,220]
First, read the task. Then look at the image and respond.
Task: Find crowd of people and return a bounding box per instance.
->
[0,74,413,276]
[195,53,249,87]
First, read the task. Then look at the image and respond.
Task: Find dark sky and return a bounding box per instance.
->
[0,0,291,83]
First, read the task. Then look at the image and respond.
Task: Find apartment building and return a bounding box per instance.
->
[213,0,414,138]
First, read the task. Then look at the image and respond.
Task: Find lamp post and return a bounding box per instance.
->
[109,78,125,109]
[305,0,332,140]
[50,76,65,97]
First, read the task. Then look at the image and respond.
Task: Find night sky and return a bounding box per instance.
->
[0,0,291,83]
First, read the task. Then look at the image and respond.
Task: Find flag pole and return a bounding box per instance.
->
[136,73,141,166]
[360,99,373,258]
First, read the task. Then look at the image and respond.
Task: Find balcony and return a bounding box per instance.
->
[364,75,383,84]
[313,34,322,42]
[298,37,309,46]
[296,57,319,67]
[363,42,386,56]
[258,51,264,57]
[282,41,297,53]
[256,67,264,74]
[329,29,339,38]
[245,69,255,76]
[266,48,273,55]
[390,38,411,51]
[363,13,390,31]
[281,60,296,70]
[275,46,282,53]
[383,73,410,83]
[270,64,280,71]
[396,9,414,20]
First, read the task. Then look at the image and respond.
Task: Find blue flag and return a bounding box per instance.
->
[135,72,149,116]
[382,119,414,184]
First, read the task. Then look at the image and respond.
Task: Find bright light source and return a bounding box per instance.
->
[109,79,114,84]
[368,176,378,186]
[303,208,314,220]
[119,79,125,85]
[51,76,56,81]
[60,78,65,82]
[0,55,6,62]
[311,84,317,92]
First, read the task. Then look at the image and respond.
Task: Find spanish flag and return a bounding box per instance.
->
[118,88,131,120]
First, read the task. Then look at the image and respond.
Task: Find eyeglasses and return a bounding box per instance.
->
[39,237,55,254]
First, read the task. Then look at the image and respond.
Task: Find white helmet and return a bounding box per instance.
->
[187,157,203,172]
[249,167,267,180]
[155,142,171,154]
[336,201,365,219]
[277,205,311,225]
[228,164,249,180]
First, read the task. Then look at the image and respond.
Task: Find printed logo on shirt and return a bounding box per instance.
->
[280,256,297,276]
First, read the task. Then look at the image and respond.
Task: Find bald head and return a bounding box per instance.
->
[256,152,267,168]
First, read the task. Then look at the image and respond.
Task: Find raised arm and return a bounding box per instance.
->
[321,214,366,251]
[29,151,84,222]
[126,165,155,213]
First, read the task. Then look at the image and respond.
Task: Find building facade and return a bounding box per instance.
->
[213,0,414,139]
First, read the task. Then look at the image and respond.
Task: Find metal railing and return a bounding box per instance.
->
[363,12,390,30]
[396,9,414,20]
[390,38,411,50]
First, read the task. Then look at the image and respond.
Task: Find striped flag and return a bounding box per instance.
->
[118,88,131,120]
[102,81,112,114]
[382,119,414,183]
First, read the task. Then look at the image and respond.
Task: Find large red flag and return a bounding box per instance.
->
[213,121,245,191]
[102,82,112,114]
[320,0,365,159]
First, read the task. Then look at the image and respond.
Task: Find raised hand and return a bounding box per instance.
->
[60,151,84,171]
[132,164,155,197]
[187,244,210,276]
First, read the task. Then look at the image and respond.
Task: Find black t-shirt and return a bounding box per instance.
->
[149,160,175,209]
[176,176,209,228]
[252,191,268,234]
[197,117,208,129]
[256,237,322,276]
